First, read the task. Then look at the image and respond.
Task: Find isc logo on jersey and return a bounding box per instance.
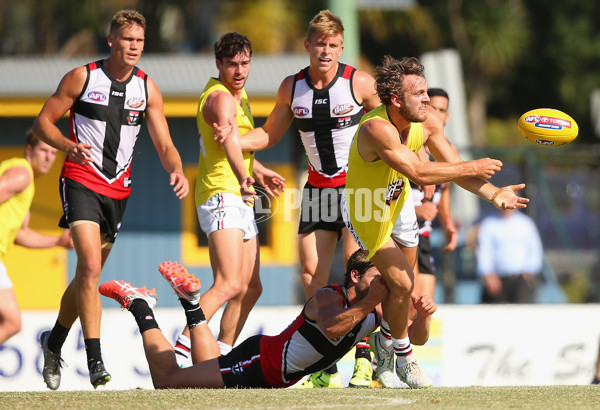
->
[88,91,107,102]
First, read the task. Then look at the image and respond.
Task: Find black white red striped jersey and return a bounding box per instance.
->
[291,63,364,188]
[61,60,148,199]
[259,284,378,387]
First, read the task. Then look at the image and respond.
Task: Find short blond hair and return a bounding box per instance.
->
[307,10,344,42]
[110,9,146,35]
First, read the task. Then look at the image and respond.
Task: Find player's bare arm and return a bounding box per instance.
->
[203,89,254,199]
[32,67,94,165]
[145,77,189,199]
[352,70,380,111]
[241,76,296,151]
[310,277,387,339]
[407,294,437,345]
[0,166,31,204]
[359,119,502,185]
[253,160,286,197]
[423,107,528,209]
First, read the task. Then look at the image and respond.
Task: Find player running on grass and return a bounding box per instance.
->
[99,250,435,389]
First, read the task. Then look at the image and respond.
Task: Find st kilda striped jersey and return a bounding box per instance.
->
[61,60,148,199]
[258,284,378,387]
[291,63,364,188]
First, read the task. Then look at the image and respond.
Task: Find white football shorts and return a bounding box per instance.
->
[0,262,13,289]
[197,192,258,240]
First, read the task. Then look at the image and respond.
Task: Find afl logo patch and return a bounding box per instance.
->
[294,107,309,117]
[88,91,107,102]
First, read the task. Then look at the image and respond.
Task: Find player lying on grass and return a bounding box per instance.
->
[99,250,436,388]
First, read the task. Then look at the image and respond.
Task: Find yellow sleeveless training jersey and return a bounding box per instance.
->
[195,78,255,206]
[344,105,424,255]
[0,158,34,260]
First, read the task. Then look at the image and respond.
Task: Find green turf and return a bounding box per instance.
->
[1,386,599,409]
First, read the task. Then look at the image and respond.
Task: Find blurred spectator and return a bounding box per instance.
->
[476,209,543,303]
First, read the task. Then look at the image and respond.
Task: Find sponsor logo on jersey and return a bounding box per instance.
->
[87,91,107,102]
[111,90,124,97]
[332,103,354,116]
[294,106,310,117]
[127,97,145,109]
[314,98,328,105]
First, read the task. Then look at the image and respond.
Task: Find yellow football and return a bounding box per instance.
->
[518,108,578,146]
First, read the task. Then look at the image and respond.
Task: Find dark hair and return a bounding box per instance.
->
[110,9,146,35]
[343,249,375,288]
[374,55,425,106]
[428,87,449,101]
[25,129,40,148]
[214,32,252,62]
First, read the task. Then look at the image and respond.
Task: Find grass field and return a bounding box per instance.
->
[2,385,599,409]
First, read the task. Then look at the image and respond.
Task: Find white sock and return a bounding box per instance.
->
[217,341,232,356]
[379,319,394,351]
[392,335,413,365]
[174,334,191,366]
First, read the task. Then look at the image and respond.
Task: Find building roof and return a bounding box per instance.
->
[0,53,309,97]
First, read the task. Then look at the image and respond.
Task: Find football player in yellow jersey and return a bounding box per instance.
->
[0,131,73,347]
[172,33,285,364]
[344,56,529,389]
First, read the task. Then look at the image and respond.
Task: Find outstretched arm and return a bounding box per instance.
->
[15,212,73,249]
[145,78,189,199]
[213,76,295,152]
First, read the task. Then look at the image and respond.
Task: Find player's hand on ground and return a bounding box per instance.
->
[241,176,257,205]
[212,122,233,146]
[170,172,189,199]
[411,294,437,318]
[470,158,503,179]
[67,142,94,165]
[416,201,438,221]
[491,183,529,210]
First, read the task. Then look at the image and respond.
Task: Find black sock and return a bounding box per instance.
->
[324,364,338,375]
[355,346,371,361]
[48,320,70,354]
[84,338,102,369]
[129,299,160,333]
[179,299,206,329]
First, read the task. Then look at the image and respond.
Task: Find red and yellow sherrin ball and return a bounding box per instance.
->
[518,108,578,146]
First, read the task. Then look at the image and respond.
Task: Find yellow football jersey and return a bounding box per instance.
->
[195,78,255,206]
[0,158,34,260]
[344,105,424,255]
